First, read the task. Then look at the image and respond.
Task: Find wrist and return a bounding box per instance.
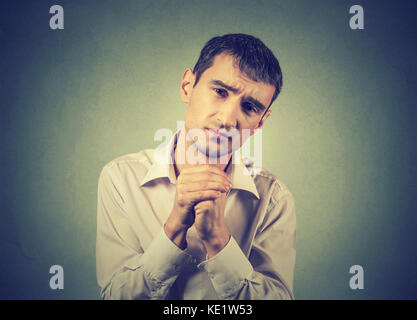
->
[164,220,190,250]
[165,218,190,235]
[202,228,230,258]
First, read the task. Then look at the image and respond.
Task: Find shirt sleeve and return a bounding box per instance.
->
[96,165,192,300]
[197,183,296,300]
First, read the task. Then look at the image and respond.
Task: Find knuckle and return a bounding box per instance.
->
[198,203,209,211]
[177,198,185,206]
[177,193,185,203]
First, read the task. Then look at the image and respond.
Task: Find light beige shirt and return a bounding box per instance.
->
[96,129,296,300]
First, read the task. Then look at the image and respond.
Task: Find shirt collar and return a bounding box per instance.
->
[140,128,260,200]
[140,129,178,186]
[228,155,260,199]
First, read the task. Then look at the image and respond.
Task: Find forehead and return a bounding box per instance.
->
[199,53,275,106]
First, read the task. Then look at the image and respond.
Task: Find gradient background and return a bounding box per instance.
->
[0,0,416,299]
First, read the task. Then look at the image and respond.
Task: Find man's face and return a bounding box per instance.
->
[180,53,275,158]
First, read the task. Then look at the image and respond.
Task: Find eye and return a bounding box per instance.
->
[214,88,228,97]
[242,103,257,114]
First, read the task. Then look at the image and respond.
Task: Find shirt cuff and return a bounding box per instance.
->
[197,236,254,298]
[141,227,193,282]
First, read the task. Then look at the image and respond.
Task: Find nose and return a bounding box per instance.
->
[216,100,239,130]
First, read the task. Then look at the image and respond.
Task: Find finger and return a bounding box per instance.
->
[181,190,221,205]
[194,200,214,215]
[181,165,231,181]
[179,171,232,187]
[180,181,230,193]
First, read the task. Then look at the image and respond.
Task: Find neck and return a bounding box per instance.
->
[173,128,232,177]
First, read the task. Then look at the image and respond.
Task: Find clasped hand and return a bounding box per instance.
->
[165,165,232,257]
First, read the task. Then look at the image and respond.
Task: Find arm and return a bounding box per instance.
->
[198,184,297,300]
[97,164,232,299]
[96,166,192,300]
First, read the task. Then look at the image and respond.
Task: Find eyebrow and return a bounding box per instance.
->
[244,96,267,112]
[209,80,267,112]
[210,80,239,94]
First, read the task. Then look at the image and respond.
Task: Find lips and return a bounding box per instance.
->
[208,128,230,140]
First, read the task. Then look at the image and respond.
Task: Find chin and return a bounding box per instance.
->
[207,141,236,159]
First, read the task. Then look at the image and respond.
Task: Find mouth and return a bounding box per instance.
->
[207,128,230,141]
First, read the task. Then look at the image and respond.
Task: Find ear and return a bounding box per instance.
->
[250,109,271,136]
[180,68,195,103]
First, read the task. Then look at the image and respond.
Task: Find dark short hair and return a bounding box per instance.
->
[192,33,283,108]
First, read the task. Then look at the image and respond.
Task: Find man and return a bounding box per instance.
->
[96,34,296,299]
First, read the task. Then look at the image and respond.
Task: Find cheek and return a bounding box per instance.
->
[190,88,216,115]
[239,116,262,132]
[239,129,253,145]
[184,93,208,126]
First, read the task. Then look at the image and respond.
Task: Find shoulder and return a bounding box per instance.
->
[243,157,294,205]
[255,168,293,202]
[247,163,296,233]
[99,149,154,184]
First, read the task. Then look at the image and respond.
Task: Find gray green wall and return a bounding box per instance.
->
[1,0,416,299]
